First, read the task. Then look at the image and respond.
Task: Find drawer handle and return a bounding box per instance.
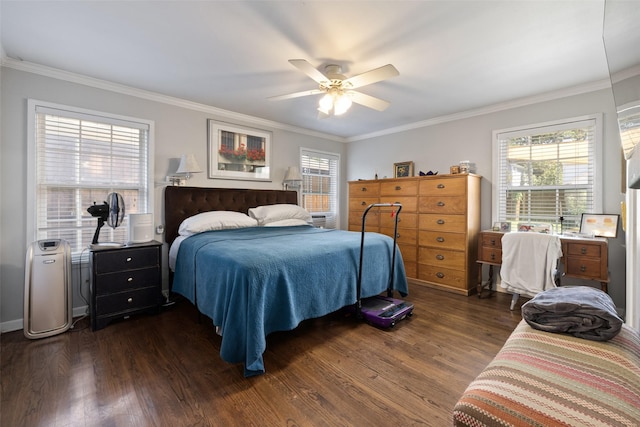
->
[437,201,445,207]
[395,186,401,191]
[361,187,367,192]
[126,257,132,262]
[437,184,445,189]
[436,272,445,278]
[361,201,366,206]
[580,247,587,254]
[396,233,401,238]
[580,265,587,272]
[490,253,496,260]
[490,239,496,245]
[127,277,133,282]
[436,237,445,242]
[436,254,444,260]
[437,219,445,225]
[127,297,133,303]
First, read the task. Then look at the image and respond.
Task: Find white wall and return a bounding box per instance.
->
[346,88,627,311]
[0,67,346,330]
[0,65,629,330]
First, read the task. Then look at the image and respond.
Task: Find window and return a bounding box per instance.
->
[493,115,602,234]
[27,100,154,258]
[300,149,340,229]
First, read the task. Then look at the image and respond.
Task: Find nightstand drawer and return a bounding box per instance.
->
[94,267,160,295]
[93,246,159,273]
[564,257,604,280]
[478,246,502,264]
[94,286,160,317]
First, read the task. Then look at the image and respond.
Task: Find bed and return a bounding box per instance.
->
[453,319,640,426]
[164,186,408,376]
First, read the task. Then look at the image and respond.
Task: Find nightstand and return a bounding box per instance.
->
[90,241,162,330]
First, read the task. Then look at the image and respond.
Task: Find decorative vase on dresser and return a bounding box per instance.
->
[348,174,481,295]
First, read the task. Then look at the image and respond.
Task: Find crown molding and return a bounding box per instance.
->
[2,56,613,144]
[346,78,612,142]
[1,57,346,143]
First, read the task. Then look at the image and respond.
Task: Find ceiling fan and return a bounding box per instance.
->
[269,59,399,117]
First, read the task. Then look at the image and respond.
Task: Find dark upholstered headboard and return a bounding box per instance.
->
[164,186,298,244]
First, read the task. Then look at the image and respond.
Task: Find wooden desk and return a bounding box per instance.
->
[477,230,609,297]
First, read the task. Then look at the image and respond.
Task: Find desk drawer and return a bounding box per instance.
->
[565,257,605,280]
[478,246,502,264]
[565,242,602,258]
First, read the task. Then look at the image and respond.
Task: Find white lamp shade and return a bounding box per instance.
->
[283,166,302,182]
[176,154,202,174]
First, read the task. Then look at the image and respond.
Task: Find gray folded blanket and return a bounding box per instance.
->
[521,286,623,341]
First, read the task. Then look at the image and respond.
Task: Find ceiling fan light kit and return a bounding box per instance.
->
[270,59,398,117]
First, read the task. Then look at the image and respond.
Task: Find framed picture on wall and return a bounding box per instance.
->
[393,161,414,178]
[208,120,272,181]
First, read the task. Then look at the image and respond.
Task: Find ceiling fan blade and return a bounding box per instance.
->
[349,91,391,111]
[268,89,324,101]
[343,64,399,89]
[289,59,330,85]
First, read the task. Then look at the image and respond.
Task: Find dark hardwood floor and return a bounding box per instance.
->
[1,284,524,426]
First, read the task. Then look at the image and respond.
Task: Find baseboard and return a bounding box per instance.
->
[1,305,89,334]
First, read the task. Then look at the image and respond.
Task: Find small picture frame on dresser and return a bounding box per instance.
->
[393,161,414,178]
[500,222,511,232]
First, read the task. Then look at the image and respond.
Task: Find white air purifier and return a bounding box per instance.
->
[128,213,154,244]
[24,239,72,339]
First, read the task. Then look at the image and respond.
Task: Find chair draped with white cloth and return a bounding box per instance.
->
[499,232,563,310]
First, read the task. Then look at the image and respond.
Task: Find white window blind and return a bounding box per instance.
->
[29,101,152,256]
[300,149,339,229]
[493,115,601,234]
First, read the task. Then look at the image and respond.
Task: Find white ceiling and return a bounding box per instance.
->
[2,0,639,140]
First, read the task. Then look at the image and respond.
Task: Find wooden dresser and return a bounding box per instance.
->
[349,174,481,295]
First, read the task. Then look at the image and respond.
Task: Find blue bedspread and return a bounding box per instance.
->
[172,225,408,376]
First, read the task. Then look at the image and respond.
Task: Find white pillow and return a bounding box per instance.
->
[178,211,258,236]
[248,204,312,225]
[263,219,312,227]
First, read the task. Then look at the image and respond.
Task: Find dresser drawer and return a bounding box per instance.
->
[379,196,417,212]
[419,177,466,196]
[418,214,466,232]
[380,227,417,245]
[380,212,417,229]
[419,246,466,269]
[349,210,379,231]
[93,246,159,274]
[419,230,466,250]
[380,179,418,196]
[418,264,466,289]
[349,182,380,197]
[418,196,466,214]
[94,267,161,295]
[94,286,160,317]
